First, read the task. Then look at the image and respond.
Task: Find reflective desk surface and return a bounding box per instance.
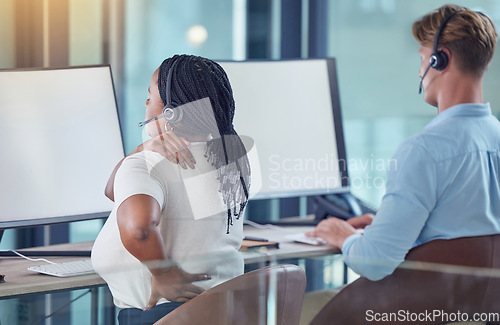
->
[0,225,339,299]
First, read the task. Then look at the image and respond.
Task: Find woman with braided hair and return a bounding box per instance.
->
[92,54,252,324]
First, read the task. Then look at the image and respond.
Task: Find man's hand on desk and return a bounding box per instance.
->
[146,265,211,310]
[306,213,374,249]
[347,213,374,229]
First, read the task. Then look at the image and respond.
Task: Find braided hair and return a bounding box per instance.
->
[158,55,251,233]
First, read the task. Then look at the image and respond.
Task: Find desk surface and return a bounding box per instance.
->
[242,225,339,264]
[0,225,338,299]
[0,242,102,299]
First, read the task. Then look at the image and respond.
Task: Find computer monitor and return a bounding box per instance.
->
[218,58,348,200]
[0,65,124,233]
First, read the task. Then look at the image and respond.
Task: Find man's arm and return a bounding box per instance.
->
[311,141,437,281]
[341,141,437,280]
[307,213,374,248]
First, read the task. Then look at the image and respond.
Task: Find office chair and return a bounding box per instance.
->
[311,234,500,325]
[154,264,307,325]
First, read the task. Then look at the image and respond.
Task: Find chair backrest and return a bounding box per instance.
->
[311,234,500,325]
[154,264,307,325]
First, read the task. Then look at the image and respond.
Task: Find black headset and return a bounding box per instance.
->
[138,59,183,127]
[419,11,461,94]
[430,11,461,71]
[161,59,183,124]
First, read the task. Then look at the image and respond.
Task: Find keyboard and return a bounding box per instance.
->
[28,259,95,277]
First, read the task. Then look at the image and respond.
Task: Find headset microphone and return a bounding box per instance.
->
[418,10,461,94]
[418,58,434,94]
[138,59,182,127]
[137,107,183,127]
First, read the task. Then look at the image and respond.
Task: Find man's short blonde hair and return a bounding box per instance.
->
[412,4,498,77]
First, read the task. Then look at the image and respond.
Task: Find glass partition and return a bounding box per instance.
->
[1,1,500,324]
[327,0,500,207]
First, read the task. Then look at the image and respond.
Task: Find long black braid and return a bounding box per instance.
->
[158,55,251,233]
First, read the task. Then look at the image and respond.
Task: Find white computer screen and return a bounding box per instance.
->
[219,59,348,199]
[0,66,124,229]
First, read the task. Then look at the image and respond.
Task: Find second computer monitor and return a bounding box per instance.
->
[219,58,348,200]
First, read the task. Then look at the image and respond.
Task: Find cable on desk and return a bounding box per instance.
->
[0,249,56,264]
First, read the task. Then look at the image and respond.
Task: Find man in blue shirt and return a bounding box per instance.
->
[306,4,500,325]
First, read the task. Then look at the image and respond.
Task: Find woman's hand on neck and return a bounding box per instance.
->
[167,124,212,142]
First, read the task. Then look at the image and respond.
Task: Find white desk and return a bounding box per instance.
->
[242,225,339,264]
[0,226,338,299]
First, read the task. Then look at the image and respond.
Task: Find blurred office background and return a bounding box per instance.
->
[0,0,499,324]
[1,0,499,243]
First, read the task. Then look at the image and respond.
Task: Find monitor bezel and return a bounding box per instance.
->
[217,57,350,200]
[0,64,124,231]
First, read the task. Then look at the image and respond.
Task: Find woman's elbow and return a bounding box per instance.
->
[118,218,152,243]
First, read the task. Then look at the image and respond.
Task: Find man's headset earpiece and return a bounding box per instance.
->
[430,12,460,71]
[138,59,183,127]
[419,11,461,94]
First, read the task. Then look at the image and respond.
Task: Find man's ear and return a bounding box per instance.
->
[441,47,452,71]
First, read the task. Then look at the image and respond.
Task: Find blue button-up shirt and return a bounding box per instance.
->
[343,103,500,280]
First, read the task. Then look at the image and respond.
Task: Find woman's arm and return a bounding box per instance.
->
[117,194,165,261]
[105,131,194,201]
[116,194,209,307]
